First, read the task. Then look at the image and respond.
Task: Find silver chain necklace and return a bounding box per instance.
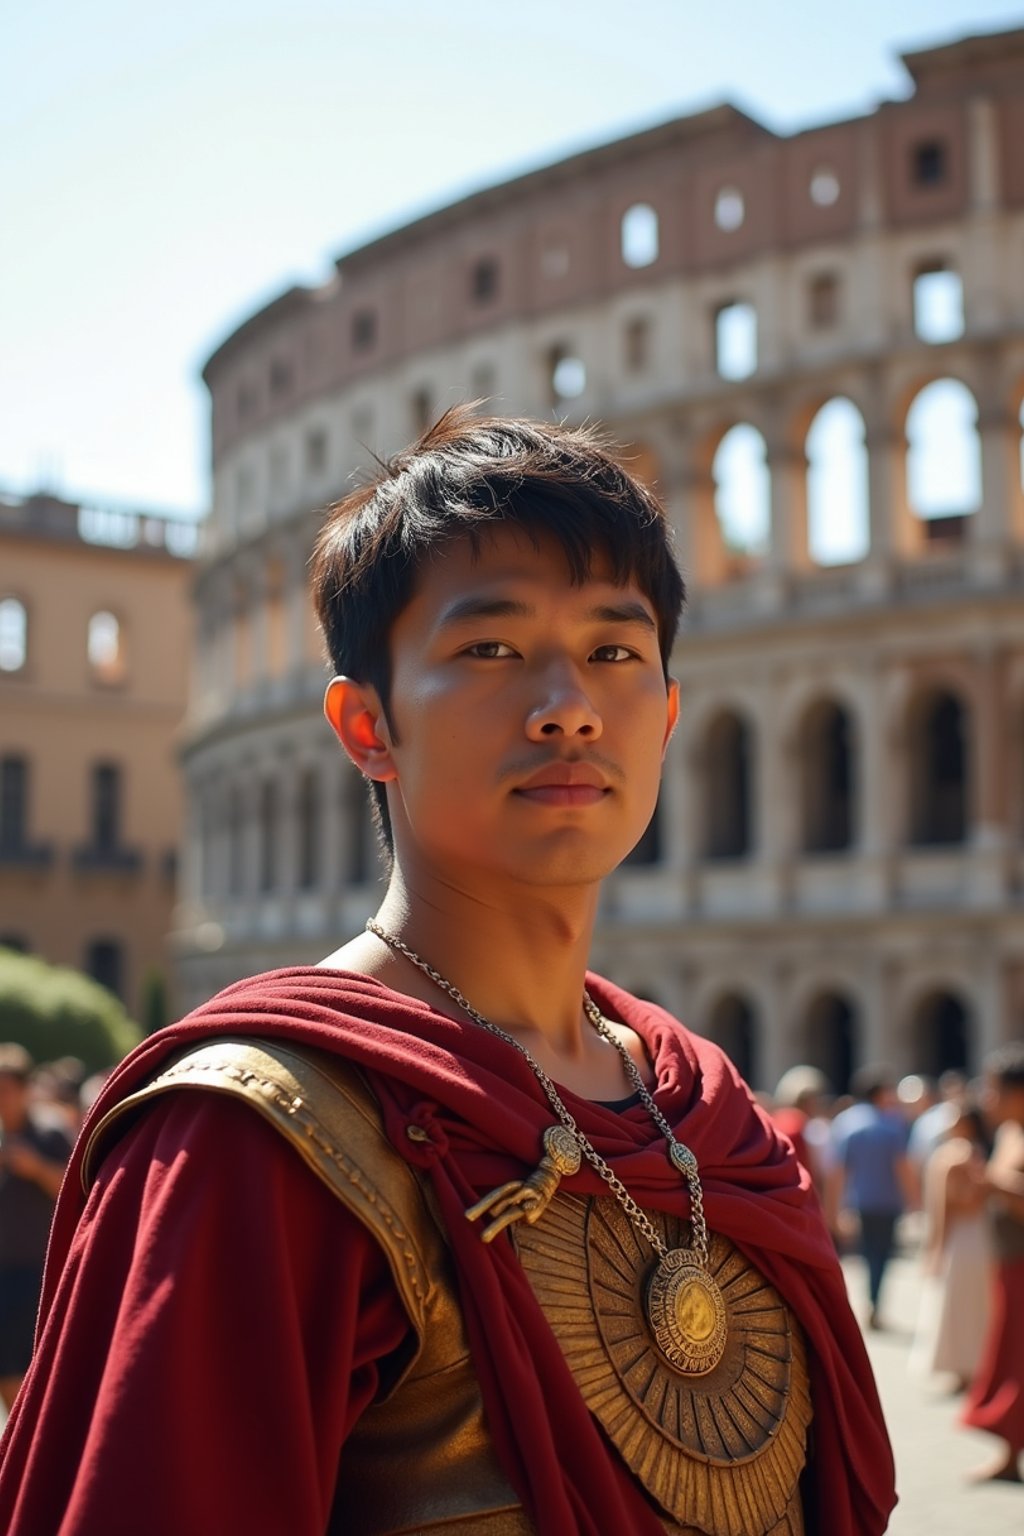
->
[366,919,729,1376]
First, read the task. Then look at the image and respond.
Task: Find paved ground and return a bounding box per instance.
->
[844,1247,1023,1535]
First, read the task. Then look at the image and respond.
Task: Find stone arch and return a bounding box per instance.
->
[802,989,858,1096]
[907,684,970,846]
[701,708,755,860]
[905,378,981,544]
[797,696,856,853]
[804,397,869,565]
[911,988,974,1076]
[706,992,760,1087]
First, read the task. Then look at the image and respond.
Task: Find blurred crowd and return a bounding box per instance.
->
[765,1043,1024,1485]
[0,1048,109,1413]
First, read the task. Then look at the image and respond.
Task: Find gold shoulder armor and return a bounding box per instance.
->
[82,1038,443,1353]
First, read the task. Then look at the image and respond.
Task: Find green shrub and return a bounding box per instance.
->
[0,949,142,1071]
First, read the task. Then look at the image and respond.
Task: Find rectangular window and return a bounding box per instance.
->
[305,428,328,477]
[0,756,27,849]
[624,317,651,373]
[471,257,500,304]
[92,763,121,851]
[269,359,292,398]
[352,309,378,354]
[87,939,123,1000]
[410,387,433,435]
[912,140,947,187]
[808,273,840,330]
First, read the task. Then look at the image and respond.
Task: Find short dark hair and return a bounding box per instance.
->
[986,1041,1024,1089]
[311,407,686,852]
[850,1065,894,1104]
[0,1042,33,1082]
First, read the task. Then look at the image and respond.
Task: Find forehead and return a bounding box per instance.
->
[407,524,649,617]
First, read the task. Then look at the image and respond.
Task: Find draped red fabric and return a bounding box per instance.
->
[28,968,895,1534]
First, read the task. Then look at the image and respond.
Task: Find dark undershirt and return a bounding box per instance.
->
[594,1091,643,1112]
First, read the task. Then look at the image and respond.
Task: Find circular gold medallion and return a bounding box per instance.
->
[646,1248,728,1374]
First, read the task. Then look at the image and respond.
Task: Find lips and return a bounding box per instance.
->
[514,762,610,807]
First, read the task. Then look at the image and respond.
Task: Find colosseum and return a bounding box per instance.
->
[177,26,1024,1094]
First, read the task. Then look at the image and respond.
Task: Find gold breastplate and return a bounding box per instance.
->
[85,1039,810,1536]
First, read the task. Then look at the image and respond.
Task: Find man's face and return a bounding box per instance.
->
[0,1074,28,1132]
[373,525,677,892]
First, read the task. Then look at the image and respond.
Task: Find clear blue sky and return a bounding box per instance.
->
[3,1,1022,517]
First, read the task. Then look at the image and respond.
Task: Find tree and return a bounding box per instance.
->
[141,968,169,1037]
[0,948,141,1072]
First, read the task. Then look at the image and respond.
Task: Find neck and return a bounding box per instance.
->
[371,866,600,1058]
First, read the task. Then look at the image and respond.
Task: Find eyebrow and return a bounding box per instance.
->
[436,596,657,632]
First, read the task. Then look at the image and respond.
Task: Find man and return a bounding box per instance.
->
[0,411,895,1534]
[962,1041,1024,1482]
[829,1065,914,1330]
[0,1044,72,1412]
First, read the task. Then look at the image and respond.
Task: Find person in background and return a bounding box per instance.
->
[830,1065,915,1329]
[771,1066,831,1195]
[962,1042,1024,1483]
[906,1070,968,1208]
[0,1044,73,1412]
[910,1100,992,1392]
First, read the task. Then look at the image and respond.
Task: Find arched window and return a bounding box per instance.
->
[906,380,981,527]
[259,779,279,892]
[909,688,969,846]
[707,994,758,1086]
[704,711,753,860]
[912,265,964,345]
[803,992,857,1095]
[0,597,27,672]
[712,425,770,558]
[714,303,757,380]
[297,766,320,890]
[87,610,125,683]
[800,700,855,853]
[227,785,245,896]
[805,398,869,565]
[621,204,659,268]
[912,990,972,1076]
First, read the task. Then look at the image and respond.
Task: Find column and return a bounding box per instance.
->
[759,433,808,612]
[858,417,904,596]
[965,97,1002,333]
[971,402,1019,584]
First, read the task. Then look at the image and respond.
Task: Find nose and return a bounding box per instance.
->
[524,662,603,741]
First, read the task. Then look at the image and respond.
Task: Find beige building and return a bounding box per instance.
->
[0,491,195,1020]
[180,26,1024,1090]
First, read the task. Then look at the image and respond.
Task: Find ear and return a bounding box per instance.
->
[324,677,397,782]
[661,679,680,757]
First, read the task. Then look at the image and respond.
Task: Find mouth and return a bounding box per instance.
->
[513,762,611,808]
[514,784,609,808]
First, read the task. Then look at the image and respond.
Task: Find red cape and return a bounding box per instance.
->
[21,969,896,1534]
